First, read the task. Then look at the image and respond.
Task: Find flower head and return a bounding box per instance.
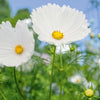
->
[31,3,90,45]
[0,20,34,67]
[85,89,94,97]
[68,74,83,84]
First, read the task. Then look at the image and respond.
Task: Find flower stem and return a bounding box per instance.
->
[13,67,24,99]
[49,46,56,100]
[30,65,37,99]
[20,66,24,100]
[87,98,92,100]
[98,63,100,96]
[59,46,63,100]
[59,71,63,100]
[0,91,7,100]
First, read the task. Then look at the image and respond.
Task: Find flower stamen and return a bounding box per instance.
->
[52,31,63,40]
[15,45,23,54]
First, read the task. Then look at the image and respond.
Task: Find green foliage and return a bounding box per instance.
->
[0,0,11,22]
[2,8,30,27]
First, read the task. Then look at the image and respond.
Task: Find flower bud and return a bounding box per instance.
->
[90,32,94,39]
[70,46,75,52]
[85,89,94,97]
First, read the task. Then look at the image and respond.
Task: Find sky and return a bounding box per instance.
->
[8,0,90,16]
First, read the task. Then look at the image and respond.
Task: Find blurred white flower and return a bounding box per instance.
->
[85,40,98,54]
[68,74,96,89]
[31,3,90,46]
[52,83,64,95]
[83,81,96,89]
[56,44,70,54]
[41,53,51,65]
[95,58,100,65]
[0,20,34,67]
[68,74,85,84]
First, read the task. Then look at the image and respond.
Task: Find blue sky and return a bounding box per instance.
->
[8,0,90,16]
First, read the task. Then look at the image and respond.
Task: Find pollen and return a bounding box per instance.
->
[15,45,23,54]
[52,31,63,40]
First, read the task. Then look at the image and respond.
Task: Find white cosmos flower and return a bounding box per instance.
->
[31,3,91,46]
[0,20,34,67]
[83,81,96,89]
[68,74,85,84]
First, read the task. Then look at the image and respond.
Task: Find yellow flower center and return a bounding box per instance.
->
[52,31,63,40]
[76,78,81,83]
[15,45,23,54]
[85,89,94,97]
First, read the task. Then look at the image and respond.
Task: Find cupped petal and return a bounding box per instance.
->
[31,3,91,45]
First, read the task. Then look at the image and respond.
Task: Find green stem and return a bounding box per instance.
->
[59,46,63,100]
[98,63,100,96]
[59,71,63,100]
[49,46,56,100]
[87,98,92,100]
[60,47,63,67]
[13,67,24,99]
[20,66,24,100]
[30,65,37,100]
[0,91,7,100]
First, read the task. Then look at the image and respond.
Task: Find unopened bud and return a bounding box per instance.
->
[85,89,94,97]
[90,32,94,39]
[70,46,75,52]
